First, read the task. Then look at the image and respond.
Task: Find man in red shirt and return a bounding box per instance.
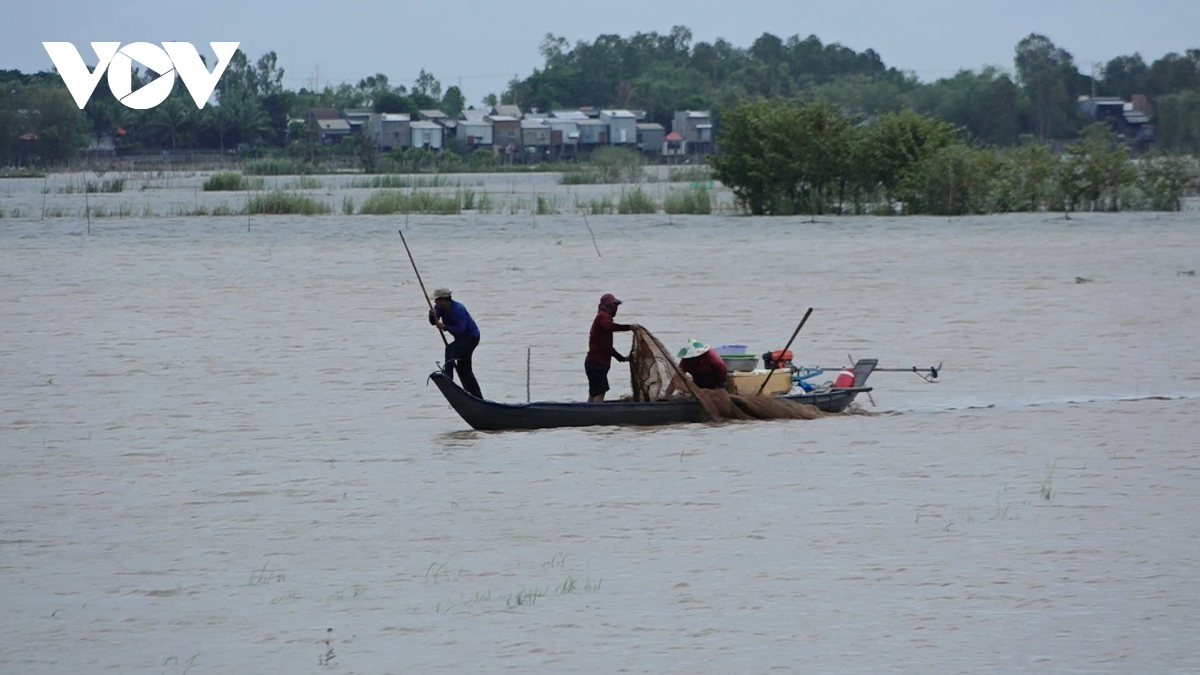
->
[676,339,728,390]
[585,293,633,403]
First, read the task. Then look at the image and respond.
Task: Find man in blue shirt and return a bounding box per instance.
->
[429,287,483,398]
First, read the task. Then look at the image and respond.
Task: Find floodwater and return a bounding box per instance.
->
[2,172,1199,673]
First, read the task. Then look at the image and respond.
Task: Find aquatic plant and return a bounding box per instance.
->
[358,190,461,215]
[617,186,655,214]
[244,190,331,215]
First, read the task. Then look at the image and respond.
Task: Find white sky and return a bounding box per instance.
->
[7,0,1199,105]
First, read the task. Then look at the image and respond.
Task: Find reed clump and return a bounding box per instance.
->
[203,172,263,191]
[617,186,656,214]
[664,184,712,214]
[358,190,461,215]
[242,158,314,176]
[244,190,331,215]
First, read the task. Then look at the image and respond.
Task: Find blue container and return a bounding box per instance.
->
[714,344,748,356]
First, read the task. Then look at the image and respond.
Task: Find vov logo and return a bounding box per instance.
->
[42,41,240,110]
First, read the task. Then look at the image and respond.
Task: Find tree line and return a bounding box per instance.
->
[509,29,1200,149]
[710,99,1197,216]
[2,28,1200,167]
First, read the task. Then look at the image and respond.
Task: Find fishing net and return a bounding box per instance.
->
[627,325,826,422]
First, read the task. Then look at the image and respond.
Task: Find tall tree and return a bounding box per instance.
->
[1101,54,1149,99]
[1014,34,1081,140]
[441,86,466,117]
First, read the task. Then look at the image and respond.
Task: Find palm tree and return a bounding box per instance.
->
[228,94,270,148]
[146,97,193,150]
[202,103,235,153]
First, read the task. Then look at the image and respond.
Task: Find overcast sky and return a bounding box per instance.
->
[7,0,1199,105]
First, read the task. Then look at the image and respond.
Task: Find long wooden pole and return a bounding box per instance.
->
[398,226,448,347]
[756,307,814,396]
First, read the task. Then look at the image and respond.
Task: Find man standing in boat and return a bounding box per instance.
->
[585,293,633,403]
[429,287,483,399]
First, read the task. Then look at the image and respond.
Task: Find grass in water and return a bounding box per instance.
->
[242,158,314,176]
[284,176,323,190]
[663,184,712,214]
[617,186,656,214]
[244,190,331,215]
[0,167,46,178]
[203,172,264,191]
[667,165,713,183]
[348,175,456,189]
[358,190,461,215]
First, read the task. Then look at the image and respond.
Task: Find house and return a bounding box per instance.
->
[1078,95,1153,141]
[577,118,609,149]
[551,109,588,121]
[418,109,449,124]
[491,104,523,120]
[488,115,522,156]
[343,108,373,135]
[410,120,444,151]
[309,108,350,144]
[462,108,487,121]
[368,113,411,150]
[600,110,637,146]
[672,110,714,155]
[636,123,665,159]
[458,117,493,148]
[546,118,580,157]
[521,119,552,159]
[80,133,117,160]
[662,131,686,160]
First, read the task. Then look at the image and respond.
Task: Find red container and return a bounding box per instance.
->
[834,367,855,388]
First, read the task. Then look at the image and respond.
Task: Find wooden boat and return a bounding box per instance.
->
[429,359,877,431]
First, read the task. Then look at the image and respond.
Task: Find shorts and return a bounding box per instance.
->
[585,361,610,397]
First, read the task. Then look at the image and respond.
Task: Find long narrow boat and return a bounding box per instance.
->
[429,359,877,431]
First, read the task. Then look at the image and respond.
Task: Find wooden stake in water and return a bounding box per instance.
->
[83,172,91,235]
[582,212,602,258]
[526,347,531,402]
[41,177,47,221]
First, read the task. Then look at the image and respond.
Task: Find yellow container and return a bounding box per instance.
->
[725,369,792,396]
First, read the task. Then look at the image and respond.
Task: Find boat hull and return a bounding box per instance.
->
[429,360,875,431]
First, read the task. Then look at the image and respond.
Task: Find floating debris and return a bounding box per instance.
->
[1075,276,1093,284]
[1179,270,1196,277]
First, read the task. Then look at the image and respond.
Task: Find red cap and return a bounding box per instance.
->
[599,293,622,306]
